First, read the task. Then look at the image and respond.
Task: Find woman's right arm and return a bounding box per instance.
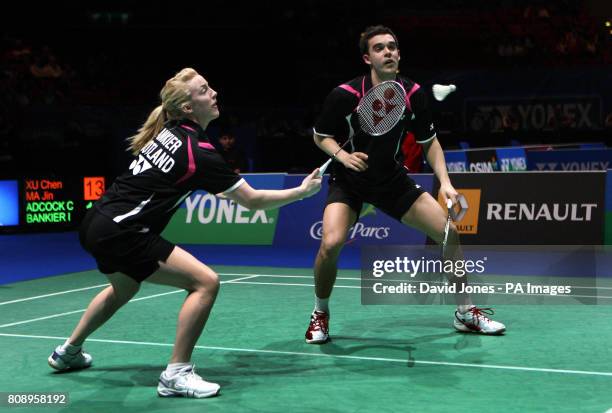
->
[223,169,322,210]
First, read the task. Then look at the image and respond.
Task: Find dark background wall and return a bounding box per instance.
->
[1,0,610,178]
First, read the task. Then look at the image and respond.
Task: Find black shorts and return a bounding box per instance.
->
[79,209,175,282]
[326,168,425,221]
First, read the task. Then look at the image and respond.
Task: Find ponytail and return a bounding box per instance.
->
[127,105,166,155]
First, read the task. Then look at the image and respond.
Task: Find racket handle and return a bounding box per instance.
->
[318,158,333,177]
[446,199,453,210]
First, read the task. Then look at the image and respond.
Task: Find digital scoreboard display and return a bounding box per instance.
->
[0,176,106,233]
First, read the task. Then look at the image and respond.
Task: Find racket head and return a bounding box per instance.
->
[357,81,406,136]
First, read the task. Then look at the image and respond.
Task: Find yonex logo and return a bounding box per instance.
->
[370,84,402,127]
[129,155,153,176]
[185,194,272,224]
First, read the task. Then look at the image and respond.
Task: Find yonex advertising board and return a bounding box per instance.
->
[162,174,283,245]
[526,148,612,171]
[444,150,467,172]
[495,147,527,171]
[274,174,434,246]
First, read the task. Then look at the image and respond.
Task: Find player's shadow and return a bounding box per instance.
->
[49,364,162,387]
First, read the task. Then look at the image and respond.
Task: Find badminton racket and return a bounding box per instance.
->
[317,80,407,176]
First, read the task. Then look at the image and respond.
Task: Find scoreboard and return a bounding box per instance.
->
[0,176,105,232]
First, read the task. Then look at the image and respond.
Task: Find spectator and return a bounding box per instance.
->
[218,132,249,173]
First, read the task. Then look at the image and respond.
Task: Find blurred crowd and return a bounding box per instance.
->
[0,0,609,175]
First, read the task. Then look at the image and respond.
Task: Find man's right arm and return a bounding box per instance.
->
[313,87,368,172]
[313,133,368,172]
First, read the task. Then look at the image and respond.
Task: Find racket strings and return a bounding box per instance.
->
[358,82,406,136]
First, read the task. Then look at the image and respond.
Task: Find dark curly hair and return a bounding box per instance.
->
[359,25,399,55]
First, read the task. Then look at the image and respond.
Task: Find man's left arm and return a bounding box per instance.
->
[422,137,458,205]
[410,88,458,205]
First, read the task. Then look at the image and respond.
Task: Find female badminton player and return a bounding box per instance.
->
[47,68,322,398]
[305,26,505,344]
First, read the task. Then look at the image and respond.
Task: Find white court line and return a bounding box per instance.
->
[225,280,612,299]
[3,271,611,307]
[228,281,360,289]
[0,273,277,307]
[1,332,612,378]
[220,273,612,291]
[0,284,110,306]
[0,275,259,329]
[0,273,260,307]
[3,275,611,329]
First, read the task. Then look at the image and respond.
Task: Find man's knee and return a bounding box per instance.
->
[318,234,345,260]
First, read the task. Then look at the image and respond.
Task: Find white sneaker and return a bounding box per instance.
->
[454,306,506,335]
[48,345,93,371]
[157,365,220,398]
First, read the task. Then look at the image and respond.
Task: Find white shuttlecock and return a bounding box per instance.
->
[432,84,457,101]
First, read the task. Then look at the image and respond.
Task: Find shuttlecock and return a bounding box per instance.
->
[432,84,457,101]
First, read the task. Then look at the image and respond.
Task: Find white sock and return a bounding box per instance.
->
[61,339,82,355]
[314,296,329,313]
[165,362,192,377]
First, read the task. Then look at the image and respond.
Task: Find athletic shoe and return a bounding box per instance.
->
[48,345,93,371]
[305,310,329,344]
[454,306,506,334]
[157,365,220,398]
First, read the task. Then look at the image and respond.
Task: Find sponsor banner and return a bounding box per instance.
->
[466,149,499,172]
[435,172,606,244]
[446,147,528,173]
[274,174,434,247]
[526,148,612,171]
[465,96,602,134]
[444,150,467,172]
[162,174,283,245]
[495,147,527,171]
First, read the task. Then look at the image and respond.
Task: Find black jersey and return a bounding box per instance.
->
[314,74,436,185]
[96,119,243,234]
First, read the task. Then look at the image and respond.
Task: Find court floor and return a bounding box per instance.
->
[1,265,612,412]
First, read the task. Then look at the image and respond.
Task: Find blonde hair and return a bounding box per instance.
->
[128,68,199,154]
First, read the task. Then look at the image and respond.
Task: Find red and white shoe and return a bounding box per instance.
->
[454,306,506,335]
[305,310,329,344]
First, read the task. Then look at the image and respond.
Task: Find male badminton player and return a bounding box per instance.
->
[305,26,505,344]
[47,68,322,398]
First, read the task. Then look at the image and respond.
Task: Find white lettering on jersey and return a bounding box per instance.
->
[156,129,183,154]
[141,137,177,174]
[141,141,159,156]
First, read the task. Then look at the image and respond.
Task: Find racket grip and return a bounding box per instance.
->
[318,158,333,177]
